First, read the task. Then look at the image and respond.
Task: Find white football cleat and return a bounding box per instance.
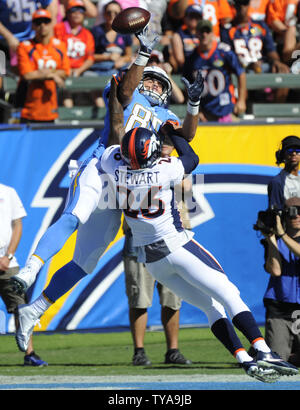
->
[15,304,41,353]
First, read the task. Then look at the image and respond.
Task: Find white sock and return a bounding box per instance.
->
[235,349,254,363]
[29,294,52,317]
[27,254,44,274]
[252,338,271,353]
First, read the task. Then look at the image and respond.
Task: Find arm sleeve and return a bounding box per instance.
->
[225,48,245,76]
[260,21,276,53]
[86,31,95,61]
[59,42,71,75]
[17,43,33,77]
[168,133,199,174]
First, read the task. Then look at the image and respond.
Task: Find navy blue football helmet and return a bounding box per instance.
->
[121,127,163,170]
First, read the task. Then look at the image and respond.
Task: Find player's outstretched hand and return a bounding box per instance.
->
[181,70,204,102]
[135,25,160,56]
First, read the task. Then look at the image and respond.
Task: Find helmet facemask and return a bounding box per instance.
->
[138,66,172,107]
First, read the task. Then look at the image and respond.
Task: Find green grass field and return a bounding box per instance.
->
[0,327,259,377]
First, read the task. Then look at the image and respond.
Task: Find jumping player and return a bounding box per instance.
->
[10,23,203,297]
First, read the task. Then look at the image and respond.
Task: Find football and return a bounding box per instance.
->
[112,7,151,35]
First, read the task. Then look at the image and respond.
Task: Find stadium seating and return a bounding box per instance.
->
[252,104,300,118]
[2,73,300,122]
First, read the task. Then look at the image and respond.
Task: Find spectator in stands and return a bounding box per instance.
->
[167,0,233,40]
[17,9,70,123]
[267,0,299,63]
[0,0,57,74]
[85,0,133,107]
[183,19,246,122]
[222,0,290,74]
[54,0,95,107]
[222,0,290,102]
[169,4,202,73]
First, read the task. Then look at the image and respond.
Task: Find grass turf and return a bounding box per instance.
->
[0,327,259,377]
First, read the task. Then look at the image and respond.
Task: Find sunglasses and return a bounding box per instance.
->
[198,28,212,34]
[33,18,51,26]
[285,148,300,154]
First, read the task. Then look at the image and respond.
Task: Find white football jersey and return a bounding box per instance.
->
[100,145,194,250]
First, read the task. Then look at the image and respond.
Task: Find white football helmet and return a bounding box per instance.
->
[138,66,172,107]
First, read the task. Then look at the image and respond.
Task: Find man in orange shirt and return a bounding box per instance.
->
[54,0,95,107]
[17,9,70,123]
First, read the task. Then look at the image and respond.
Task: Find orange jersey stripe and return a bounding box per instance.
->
[234,348,246,357]
[251,337,265,345]
[128,128,140,170]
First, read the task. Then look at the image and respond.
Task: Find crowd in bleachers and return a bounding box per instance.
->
[0,0,299,123]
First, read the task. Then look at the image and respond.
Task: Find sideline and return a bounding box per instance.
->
[1,374,300,390]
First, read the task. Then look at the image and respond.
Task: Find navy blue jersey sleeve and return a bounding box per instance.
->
[168,133,199,174]
[220,28,232,47]
[259,21,276,54]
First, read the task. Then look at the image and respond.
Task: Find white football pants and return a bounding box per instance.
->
[145,238,250,327]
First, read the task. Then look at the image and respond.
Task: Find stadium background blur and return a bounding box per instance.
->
[0,0,300,335]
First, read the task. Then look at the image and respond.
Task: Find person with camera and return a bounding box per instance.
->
[259,196,300,367]
[268,135,300,209]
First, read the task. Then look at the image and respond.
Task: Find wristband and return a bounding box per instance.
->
[187,100,200,115]
[278,232,286,239]
[5,253,14,260]
[135,51,150,67]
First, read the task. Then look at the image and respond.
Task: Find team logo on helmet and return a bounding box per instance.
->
[141,134,161,160]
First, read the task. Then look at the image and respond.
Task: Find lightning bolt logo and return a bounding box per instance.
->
[73,170,82,196]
